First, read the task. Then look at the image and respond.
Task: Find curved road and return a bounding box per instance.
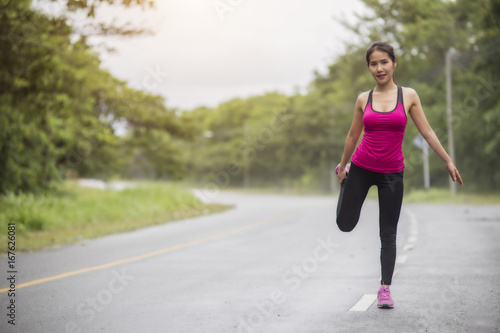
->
[1,191,499,333]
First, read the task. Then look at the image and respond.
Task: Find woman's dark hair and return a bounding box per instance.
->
[365,42,397,66]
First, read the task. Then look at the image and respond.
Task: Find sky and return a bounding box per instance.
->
[83,0,368,111]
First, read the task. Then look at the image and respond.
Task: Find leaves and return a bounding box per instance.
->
[0,1,190,193]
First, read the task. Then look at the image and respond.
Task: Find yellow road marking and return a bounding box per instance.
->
[0,205,308,293]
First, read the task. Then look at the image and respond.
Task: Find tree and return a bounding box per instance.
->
[0,0,193,193]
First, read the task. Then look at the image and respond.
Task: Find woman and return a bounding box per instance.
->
[335,41,463,309]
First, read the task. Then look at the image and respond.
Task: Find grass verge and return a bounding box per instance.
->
[362,186,500,204]
[0,181,231,253]
[403,188,500,204]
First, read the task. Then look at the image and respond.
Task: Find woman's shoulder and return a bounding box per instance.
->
[400,86,421,111]
[400,86,419,99]
[355,90,371,106]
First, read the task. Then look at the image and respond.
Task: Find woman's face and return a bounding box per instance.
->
[368,50,397,85]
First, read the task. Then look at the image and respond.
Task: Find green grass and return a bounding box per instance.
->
[363,186,500,204]
[0,181,231,252]
[403,188,500,204]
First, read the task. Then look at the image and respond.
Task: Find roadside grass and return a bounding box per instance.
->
[350,186,500,204]
[0,181,231,252]
[402,188,500,204]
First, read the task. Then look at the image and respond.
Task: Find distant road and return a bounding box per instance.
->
[1,192,499,333]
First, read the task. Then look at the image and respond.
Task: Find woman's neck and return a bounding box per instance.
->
[374,81,397,92]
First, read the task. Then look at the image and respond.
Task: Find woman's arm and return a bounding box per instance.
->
[337,93,365,183]
[407,88,463,185]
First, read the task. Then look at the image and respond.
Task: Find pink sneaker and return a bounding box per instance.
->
[377,286,394,308]
[335,163,351,185]
[335,163,351,175]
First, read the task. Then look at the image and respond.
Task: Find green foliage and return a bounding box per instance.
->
[184,92,293,187]
[64,0,156,36]
[0,0,191,194]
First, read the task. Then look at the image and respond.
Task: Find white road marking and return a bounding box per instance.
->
[404,209,419,253]
[403,244,414,251]
[396,255,408,264]
[349,294,378,312]
[407,236,418,244]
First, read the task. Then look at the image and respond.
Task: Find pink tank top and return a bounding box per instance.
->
[352,86,407,173]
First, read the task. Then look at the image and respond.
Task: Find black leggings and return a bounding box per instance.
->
[336,162,404,285]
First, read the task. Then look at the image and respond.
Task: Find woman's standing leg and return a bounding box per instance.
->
[377,170,404,285]
[336,163,374,232]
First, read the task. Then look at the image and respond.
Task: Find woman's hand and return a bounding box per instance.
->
[337,168,347,184]
[446,161,463,185]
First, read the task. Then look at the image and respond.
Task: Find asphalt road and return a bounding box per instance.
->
[1,191,499,333]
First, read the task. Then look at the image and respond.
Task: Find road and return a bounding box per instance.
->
[1,191,499,333]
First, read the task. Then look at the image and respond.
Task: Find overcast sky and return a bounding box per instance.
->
[87,0,368,111]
